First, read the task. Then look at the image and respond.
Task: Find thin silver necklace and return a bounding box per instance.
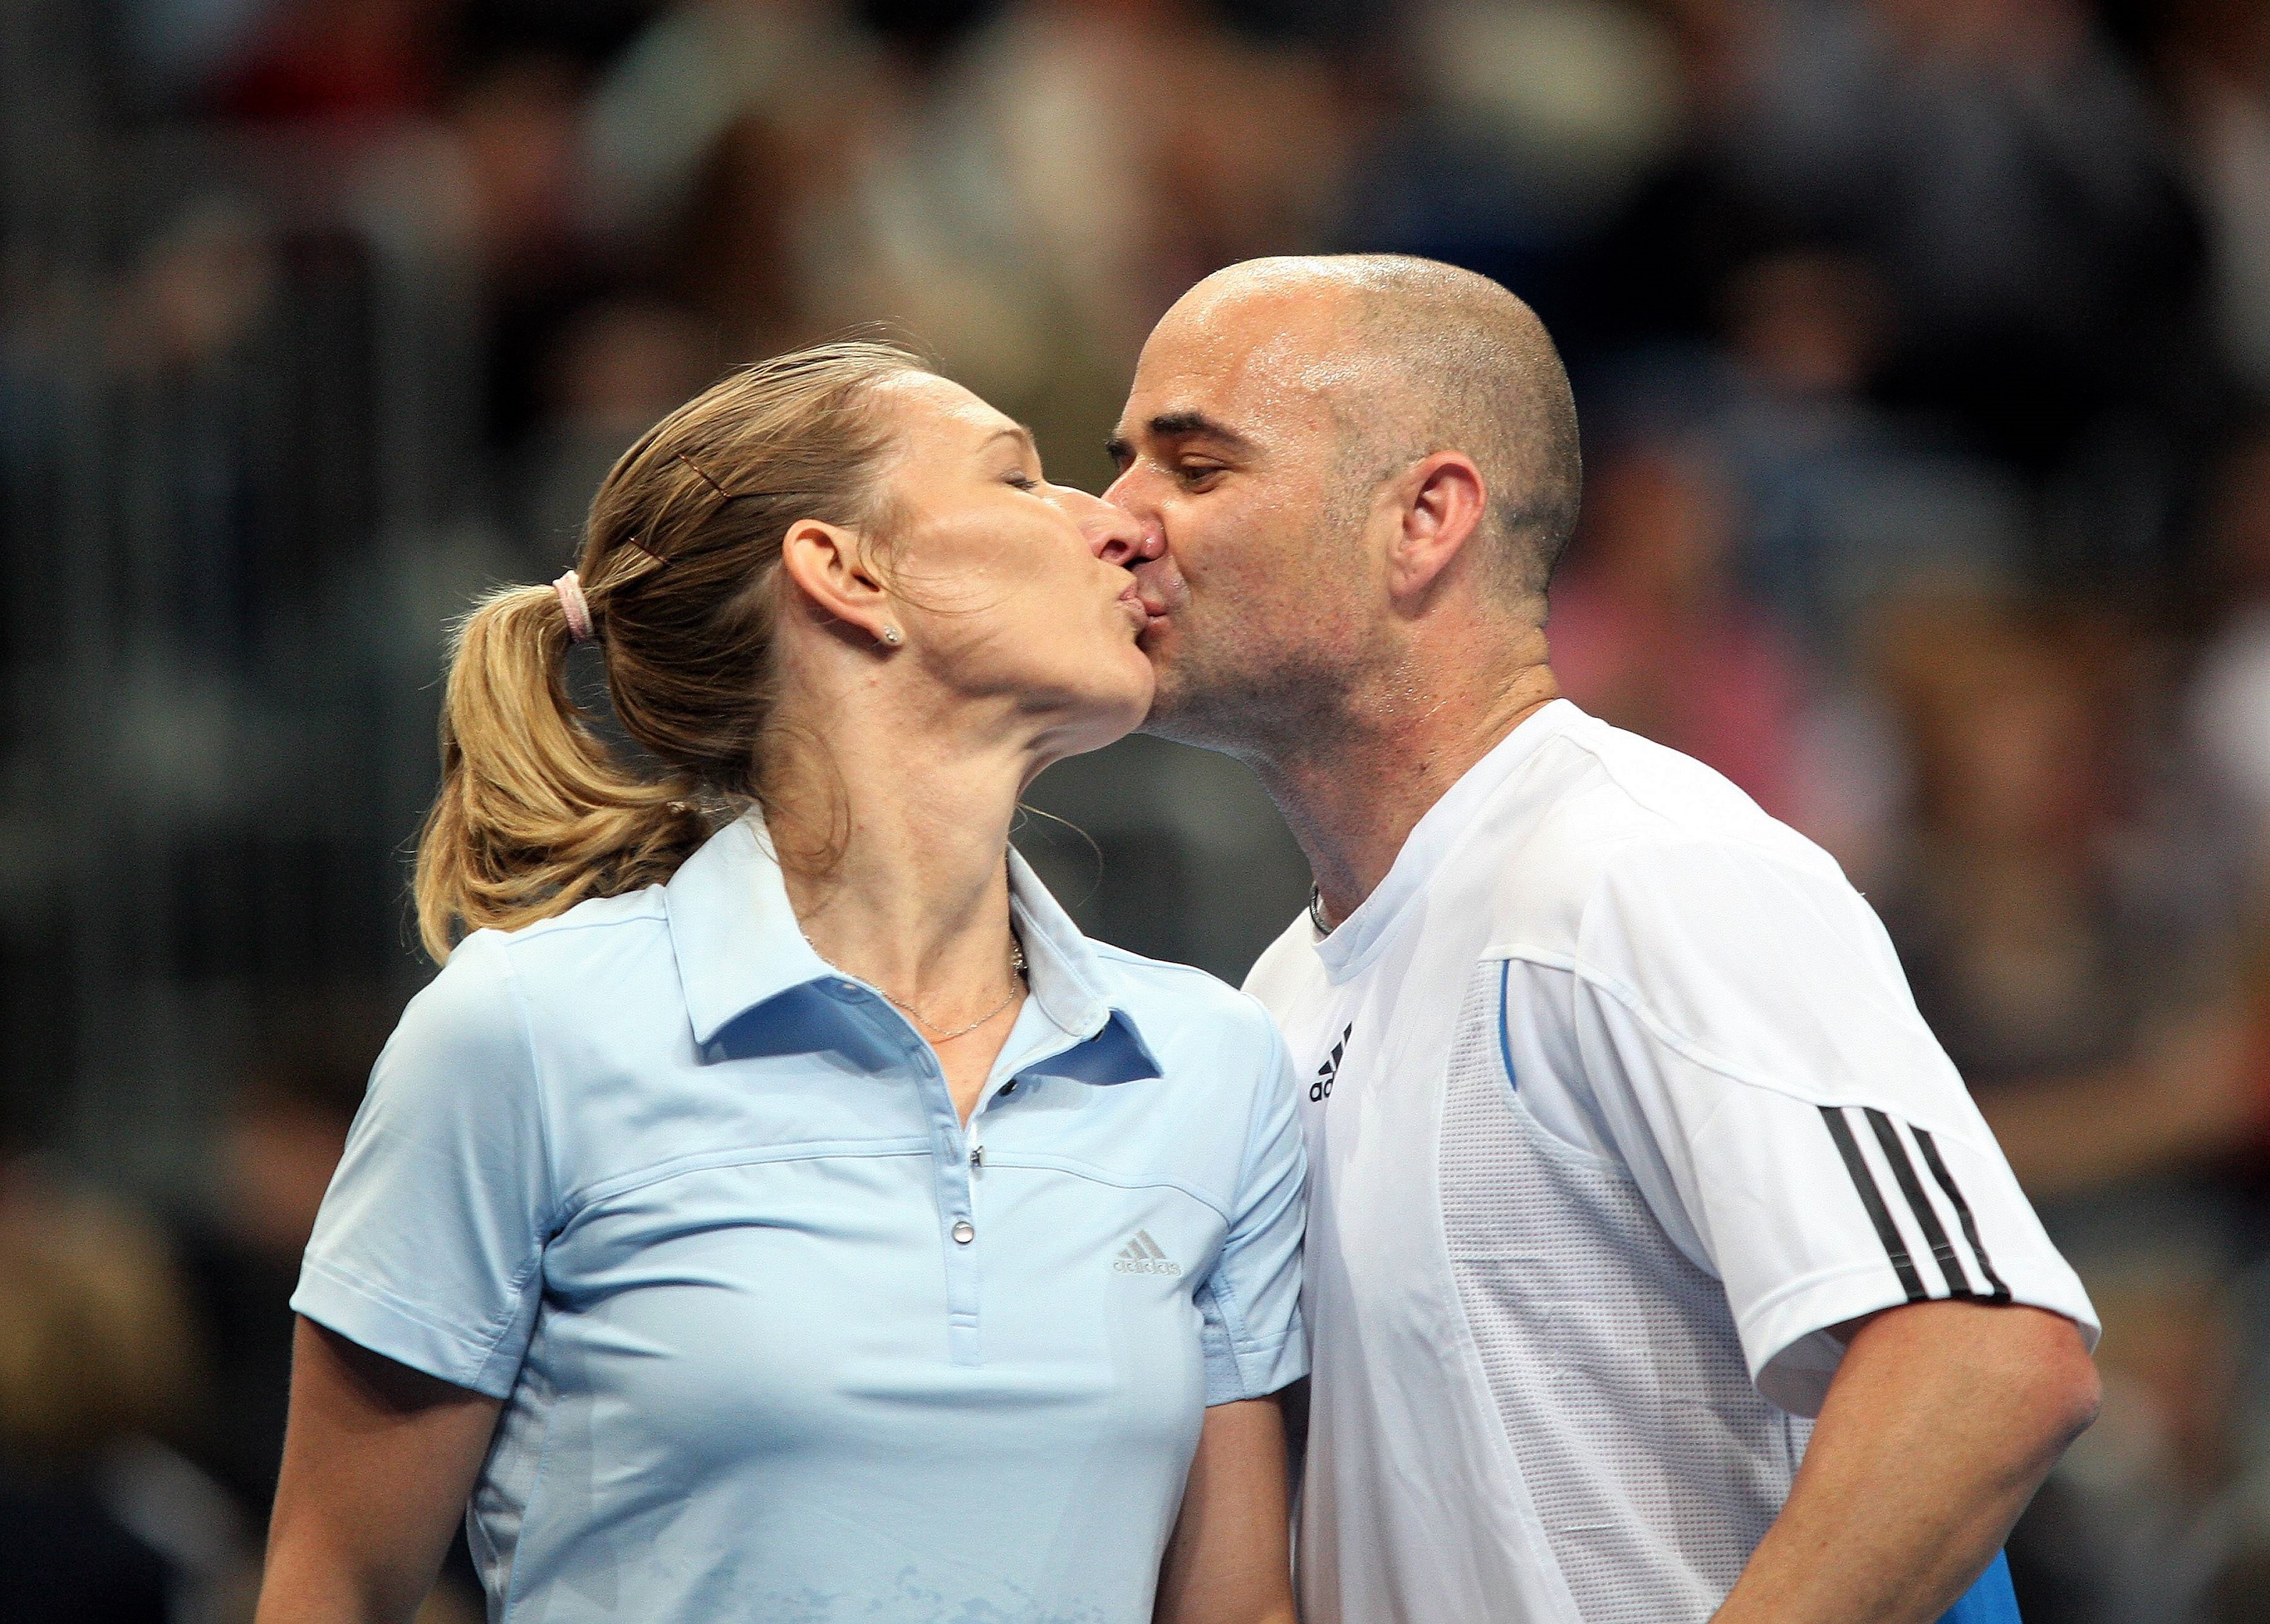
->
[1308,885,1335,936]
[809,929,1028,1042]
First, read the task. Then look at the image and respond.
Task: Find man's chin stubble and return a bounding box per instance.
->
[1136,651,1359,763]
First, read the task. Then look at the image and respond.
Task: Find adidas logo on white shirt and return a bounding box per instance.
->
[1112,1229,1181,1276]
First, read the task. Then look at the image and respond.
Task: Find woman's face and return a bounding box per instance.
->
[869,373,1155,758]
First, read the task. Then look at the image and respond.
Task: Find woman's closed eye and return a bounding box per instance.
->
[1002,471,1041,492]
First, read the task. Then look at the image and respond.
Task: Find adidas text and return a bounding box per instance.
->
[1113,1229,1182,1276]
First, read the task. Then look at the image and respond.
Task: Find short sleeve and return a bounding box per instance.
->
[291,931,557,1399]
[1193,1008,1309,1405]
[1565,836,2099,1417]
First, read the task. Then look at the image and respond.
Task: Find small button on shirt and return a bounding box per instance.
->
[293,814,1307,1624]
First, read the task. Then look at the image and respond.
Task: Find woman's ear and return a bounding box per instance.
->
[779,518,899,646]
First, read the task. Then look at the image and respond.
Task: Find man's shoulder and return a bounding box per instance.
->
[1514,707,1800,850]
[1468,712,1841,945]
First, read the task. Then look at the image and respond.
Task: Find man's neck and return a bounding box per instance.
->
[1253,648,1560,930]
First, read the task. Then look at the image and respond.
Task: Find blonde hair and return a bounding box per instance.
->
[415,338,928,961]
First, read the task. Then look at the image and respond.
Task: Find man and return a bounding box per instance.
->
[1102,255,2102,1624]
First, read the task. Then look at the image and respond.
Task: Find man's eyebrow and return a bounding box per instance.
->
[1104,409,1257,468]
[1146,410,1256,453]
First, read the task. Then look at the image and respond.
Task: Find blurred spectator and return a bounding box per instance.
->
[2162,0,2270,399]
[1867,587,2270,1622]
[589,0,1068,446]
[0,1160,256,1624]
[1711,247,2027,666]
[1343,0,1685,340]
[586,1,906,372]
[1548,438,1812,821]
[171,999,392,1522]
[946,0,1352,359]
[515,295,719,565]
[445,53,590,290]
[438,51,611,447]
[1871,590,2247,1120]
[1724,246,1884,404]
[1720,0,2210,480]
[161,997,487,1621]
[210,0,446,123]
[583,0,881,242]
[106,201,280,381]
[1406,0,1683,227]
[2186,422,2270,869]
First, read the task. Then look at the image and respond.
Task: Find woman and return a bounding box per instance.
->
[255,342,1305,1624]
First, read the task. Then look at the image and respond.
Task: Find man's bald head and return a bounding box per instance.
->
[1174,254,1583,606]
[1107,255,1576,756]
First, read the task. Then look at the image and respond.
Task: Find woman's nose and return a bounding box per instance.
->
[1057,486,1159,566]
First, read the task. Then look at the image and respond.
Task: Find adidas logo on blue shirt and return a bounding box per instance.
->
[1112,1229,1181,1275]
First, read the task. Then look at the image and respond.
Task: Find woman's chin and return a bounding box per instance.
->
[1043,676,1153,759]
[1089,687,1154,752]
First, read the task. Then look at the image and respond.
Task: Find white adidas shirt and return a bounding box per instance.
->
[1245,700,2097,1624]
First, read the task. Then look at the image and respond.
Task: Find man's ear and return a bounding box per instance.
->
[779,518,895,642]
[1385,452,1488,604]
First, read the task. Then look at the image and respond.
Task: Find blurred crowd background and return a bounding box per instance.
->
[4,0,2269,1619]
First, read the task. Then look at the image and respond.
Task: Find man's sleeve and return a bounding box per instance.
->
[1563,836,2098,1417]
[289,930,558,1399]
[1193,1003,1310,1405]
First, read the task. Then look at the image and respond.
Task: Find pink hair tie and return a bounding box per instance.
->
[553,570,594,643]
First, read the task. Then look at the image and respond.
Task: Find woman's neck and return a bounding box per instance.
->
[769,697,1036,1025]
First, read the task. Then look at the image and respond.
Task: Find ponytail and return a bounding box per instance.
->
[413,581,709,961]
[410,337,925,963]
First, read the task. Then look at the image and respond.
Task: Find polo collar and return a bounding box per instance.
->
[1004,845,1163,1086]
[1313,698,1581,985]
[664,813,834,1049]
[665,812,1160,1081]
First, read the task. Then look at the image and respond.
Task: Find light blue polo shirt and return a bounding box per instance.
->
[293,813,1306,1624]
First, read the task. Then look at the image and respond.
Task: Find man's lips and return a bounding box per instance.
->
[1132,556,1181,627]
[1131,591,1171,638]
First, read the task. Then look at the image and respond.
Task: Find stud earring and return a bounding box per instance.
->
[878,625,903,647]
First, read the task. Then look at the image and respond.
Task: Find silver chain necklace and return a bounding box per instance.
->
[809,929,1028,1042]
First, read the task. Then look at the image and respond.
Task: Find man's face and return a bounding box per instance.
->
[1103,284,1382,752]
